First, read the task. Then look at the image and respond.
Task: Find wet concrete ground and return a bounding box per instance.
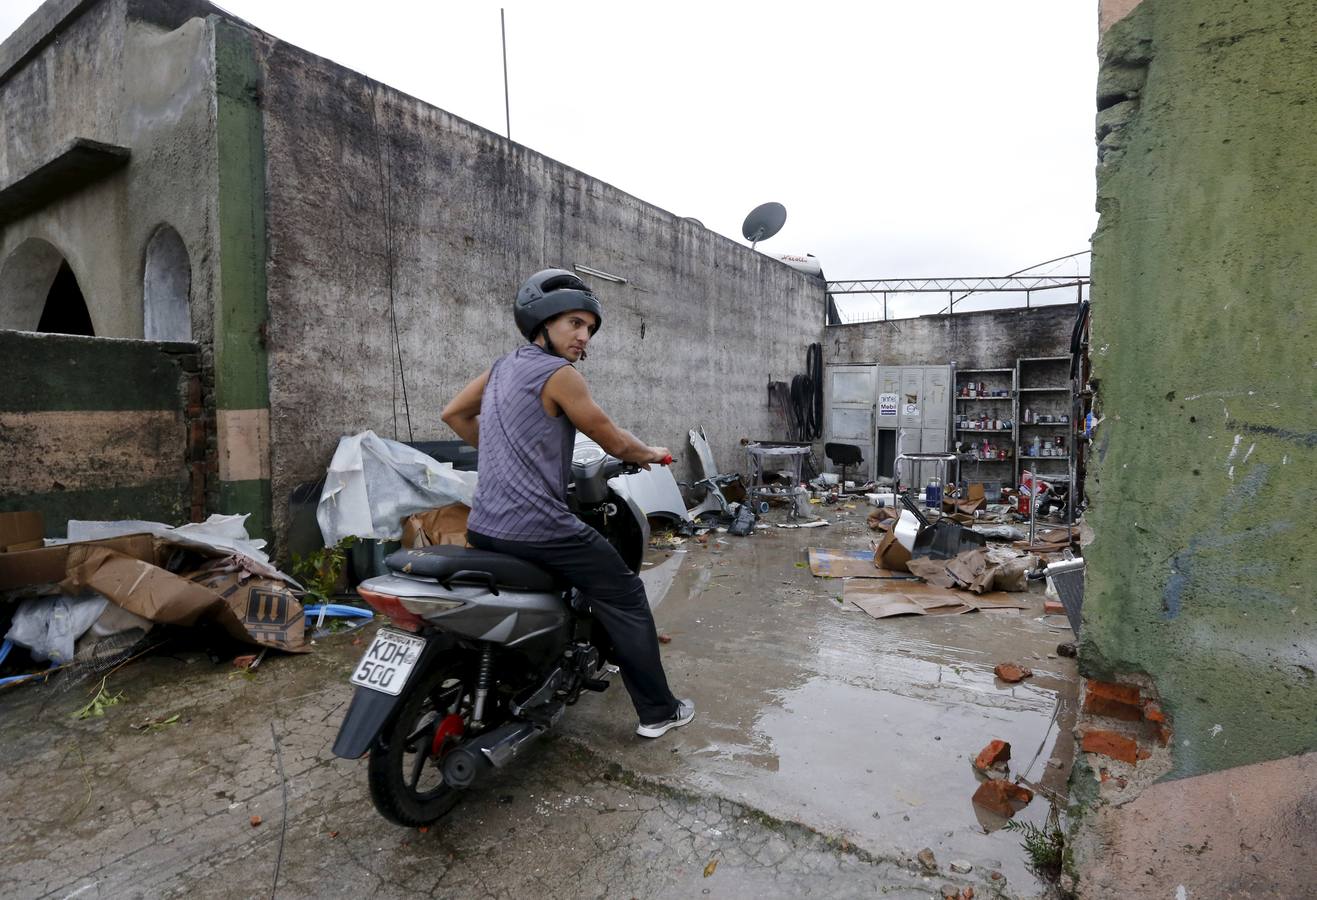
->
[0,506,1077,899]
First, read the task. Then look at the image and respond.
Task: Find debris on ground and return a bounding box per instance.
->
[843,580,1028,619]
[950,859,974,874]
[917,847,938,872]
[973,739,1011,774]
[703,858,719,877]
[971,780,1034,818]
[658,633,672,644]
[250,815,262,827]
[1057,641,1078,658]
[994,662,1033,683]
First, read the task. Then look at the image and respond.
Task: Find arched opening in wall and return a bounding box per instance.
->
[0,237,95,335]
[143,225,191,341]
[37,261,95,335]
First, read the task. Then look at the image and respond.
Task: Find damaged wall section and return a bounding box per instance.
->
[1075,0,1317,893]
[0,331,203,531]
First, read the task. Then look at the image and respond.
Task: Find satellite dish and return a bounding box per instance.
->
[741,202,787,249]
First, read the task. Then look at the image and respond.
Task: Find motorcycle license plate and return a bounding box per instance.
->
[350,629,426,695]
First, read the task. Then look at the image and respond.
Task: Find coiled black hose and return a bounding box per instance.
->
[788,343,824,441]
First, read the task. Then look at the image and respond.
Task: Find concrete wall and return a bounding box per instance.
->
[0,0,220,344]
[1073,1,1317,895]
[825,304,1077,367]
[247,32,826,545]
[0,331,203,532]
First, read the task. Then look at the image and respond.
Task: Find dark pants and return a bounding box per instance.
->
[466,527,679,725]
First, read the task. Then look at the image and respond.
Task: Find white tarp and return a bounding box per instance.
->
[68,514,273,567]
[317,431,477,545]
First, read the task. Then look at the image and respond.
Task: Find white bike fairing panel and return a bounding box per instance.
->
[574,435,692,524]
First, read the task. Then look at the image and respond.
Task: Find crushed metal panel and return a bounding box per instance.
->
[688,427,719,479]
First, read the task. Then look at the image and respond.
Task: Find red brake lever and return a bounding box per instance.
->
[659,455,673,466]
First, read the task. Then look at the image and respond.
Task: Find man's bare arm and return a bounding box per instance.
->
[440,369,490,448]
[544,366,669,466]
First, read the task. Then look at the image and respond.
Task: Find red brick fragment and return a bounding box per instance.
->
[1083,680,1144,721]
[1143,701,1165,722]
[1081,729,1139,764]
[1043,598,1066,614]
[971,779,1033,817]
[994,663,1032,683]
[973,740,1011,772]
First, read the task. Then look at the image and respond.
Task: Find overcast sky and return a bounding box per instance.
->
[1,0,1098,319]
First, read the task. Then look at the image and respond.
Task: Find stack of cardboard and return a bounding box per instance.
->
[1,513,307,654]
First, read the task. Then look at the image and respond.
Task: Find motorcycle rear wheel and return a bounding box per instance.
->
[367,660,470,826]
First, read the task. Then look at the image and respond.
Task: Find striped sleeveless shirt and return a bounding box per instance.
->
[466,343,586,541]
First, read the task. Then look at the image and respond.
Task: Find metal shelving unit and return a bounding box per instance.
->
[1014,356,1076,487]
[953,366,1017,477]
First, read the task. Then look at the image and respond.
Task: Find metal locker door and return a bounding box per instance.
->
[824,365,876,482]
[922,367,951,431]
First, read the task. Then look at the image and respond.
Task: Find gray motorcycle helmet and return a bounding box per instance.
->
[513,269,603,341]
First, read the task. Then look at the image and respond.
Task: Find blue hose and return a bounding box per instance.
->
[303,604,373,620]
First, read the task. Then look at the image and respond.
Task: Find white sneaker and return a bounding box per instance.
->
[636,698,695,738]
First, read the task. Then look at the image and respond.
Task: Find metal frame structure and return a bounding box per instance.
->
[826,276,1089,323]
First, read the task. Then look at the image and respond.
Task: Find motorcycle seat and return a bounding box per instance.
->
[384,545,561,592]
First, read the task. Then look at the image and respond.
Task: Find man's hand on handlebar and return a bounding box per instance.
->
[636,446,672,470]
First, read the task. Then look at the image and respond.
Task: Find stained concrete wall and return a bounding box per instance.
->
[825,305,1077,367]
[0,331,202,532]
[247,33,826,545]
[0,0,220,344]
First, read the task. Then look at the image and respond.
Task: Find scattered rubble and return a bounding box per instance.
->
[993,662,1033,683]
[974,739,1012,774]
[971,780,1034,818]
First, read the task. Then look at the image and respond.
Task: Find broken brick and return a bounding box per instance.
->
[994,663,1032,683]
[973,739,1011,772]
[1083,680,1144,721]
[1043,598,1066,614]
[1081,729,1140,764]
[971,779,1033,817]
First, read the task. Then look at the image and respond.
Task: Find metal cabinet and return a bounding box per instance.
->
[824,363,953,487]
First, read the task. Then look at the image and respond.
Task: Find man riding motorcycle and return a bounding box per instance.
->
[440,269,695,738]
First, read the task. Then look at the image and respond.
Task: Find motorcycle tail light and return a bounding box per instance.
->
[356,587,424,632]
[399,597,465,619]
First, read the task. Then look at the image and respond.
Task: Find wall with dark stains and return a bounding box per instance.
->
[1084,0,1317,781]
[0,330,203,532]
[248,33,826,544]
[825,305,1078,368]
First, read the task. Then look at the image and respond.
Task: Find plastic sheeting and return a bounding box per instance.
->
[317,430,477,546]
[68,515,275,570]
[5,594,109,663]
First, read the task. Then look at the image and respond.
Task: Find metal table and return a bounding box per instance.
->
[892,452,961,515]
[744,443,811,517]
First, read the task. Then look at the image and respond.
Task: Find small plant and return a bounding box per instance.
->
[292,536,357,603]
[1005,815,1066,880]
[73,677,125,720]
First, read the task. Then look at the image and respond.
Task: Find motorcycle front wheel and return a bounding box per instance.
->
[366,658,471,826]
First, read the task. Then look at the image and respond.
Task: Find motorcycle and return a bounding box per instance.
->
[332,440,662,826]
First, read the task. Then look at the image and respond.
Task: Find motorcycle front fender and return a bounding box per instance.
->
[331,631,455,759]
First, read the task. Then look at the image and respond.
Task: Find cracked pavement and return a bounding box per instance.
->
[0,510,1073,898]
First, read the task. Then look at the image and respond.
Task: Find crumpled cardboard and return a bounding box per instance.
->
[843,579,1028,618]
[905,547,1036,593]
[866,508,912,573]
[0,534,156,592]
[61,546,308,653]
[400,503,470,549]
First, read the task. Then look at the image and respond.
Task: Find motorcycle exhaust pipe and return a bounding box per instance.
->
[442,719,547,789]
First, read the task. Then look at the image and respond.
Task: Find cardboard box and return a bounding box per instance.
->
[401,503,471,549]
[62,547,308,653]
[0,533,156,591]
[0,510,44,552]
